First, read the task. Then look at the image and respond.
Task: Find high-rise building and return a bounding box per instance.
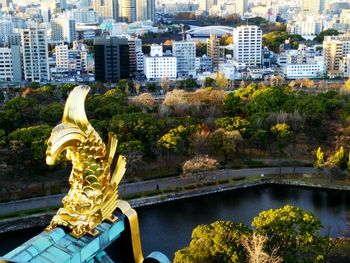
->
[207,34,220,69]
[55,44,69,72]
[0,45,21,82]
[323,34,350,72]
[136,0,155,21]
[233,25,262,67]
[301,0,329,14]
[2,0,12,11]
[21,25,50,83]
[93,0,119,21]
[144,44,177,80]
[94,36,130,82]
[236,0,249,16]
[71,9,99,24]
[51,18,76,43]
[0,19,13,45]
[172,41,196,77]
[199,0,215,15]
[119,0,136,22]
[128,37,137,74]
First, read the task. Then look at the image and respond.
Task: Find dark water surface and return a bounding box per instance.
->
[1,185,350,260]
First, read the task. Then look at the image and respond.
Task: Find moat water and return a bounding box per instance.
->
[1,185,350,260]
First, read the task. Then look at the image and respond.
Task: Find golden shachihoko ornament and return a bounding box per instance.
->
[45,85,126,238]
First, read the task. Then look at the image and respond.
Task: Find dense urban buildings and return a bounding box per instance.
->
[0,0,349,84]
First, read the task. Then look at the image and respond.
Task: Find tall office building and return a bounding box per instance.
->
[94,36,130,82]
[172,41,196,77]
[51,18,76,43]
[233,25,262,67]
[207,34,220,69]
[236,0,249,16]
[21,26,50,83]
[136,0,155,21]
[93,0,119,21]
[119,0,136,22]
[301,0,329,14]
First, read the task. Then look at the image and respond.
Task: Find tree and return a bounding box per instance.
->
[270,123,292,155]
[314,147,325,170]
[182,155,219,180]
[314,29,339,43]
[157,125,196,154]
[214,73,229,89]
[252,205,328,263]
[223,93,241,115]
[8,125,52,173]
[204,77,215,88]
[0,129,6,146]
[39,103,64,126]
[174,221,251,263]
[160,76,170,93]
[131,93,155,112]
[222,130,243,160]
[263,31,303,53]
[323,146,347,177]
[242,233,282,263]
[220,33,233,45]
[344,78,350,93]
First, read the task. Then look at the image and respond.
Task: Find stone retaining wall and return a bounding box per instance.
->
[1,179,350,234]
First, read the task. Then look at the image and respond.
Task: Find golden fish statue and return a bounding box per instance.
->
[45,85,126,238]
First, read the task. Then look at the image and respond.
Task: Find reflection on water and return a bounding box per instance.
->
[1,185,350,260]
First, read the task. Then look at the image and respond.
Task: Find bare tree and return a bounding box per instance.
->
[242,233,282,263]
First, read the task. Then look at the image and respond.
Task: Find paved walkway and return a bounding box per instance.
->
[0,167,318,216]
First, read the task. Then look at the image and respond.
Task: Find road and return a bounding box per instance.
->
[0,167,318,216]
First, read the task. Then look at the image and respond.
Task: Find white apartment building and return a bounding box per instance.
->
[21,26,50,83]
[233,25,262,67]
[0,46,21,82]
[144,44,177,80]
[55,44,69,72]
[323,34,350,74]
[71,9,99,24]
[284,57,325,79]
[51,18,76,43]
[172,41,196,77]
[0,48,13,81]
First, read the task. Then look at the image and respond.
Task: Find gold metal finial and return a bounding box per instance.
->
[45,85,127,238]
